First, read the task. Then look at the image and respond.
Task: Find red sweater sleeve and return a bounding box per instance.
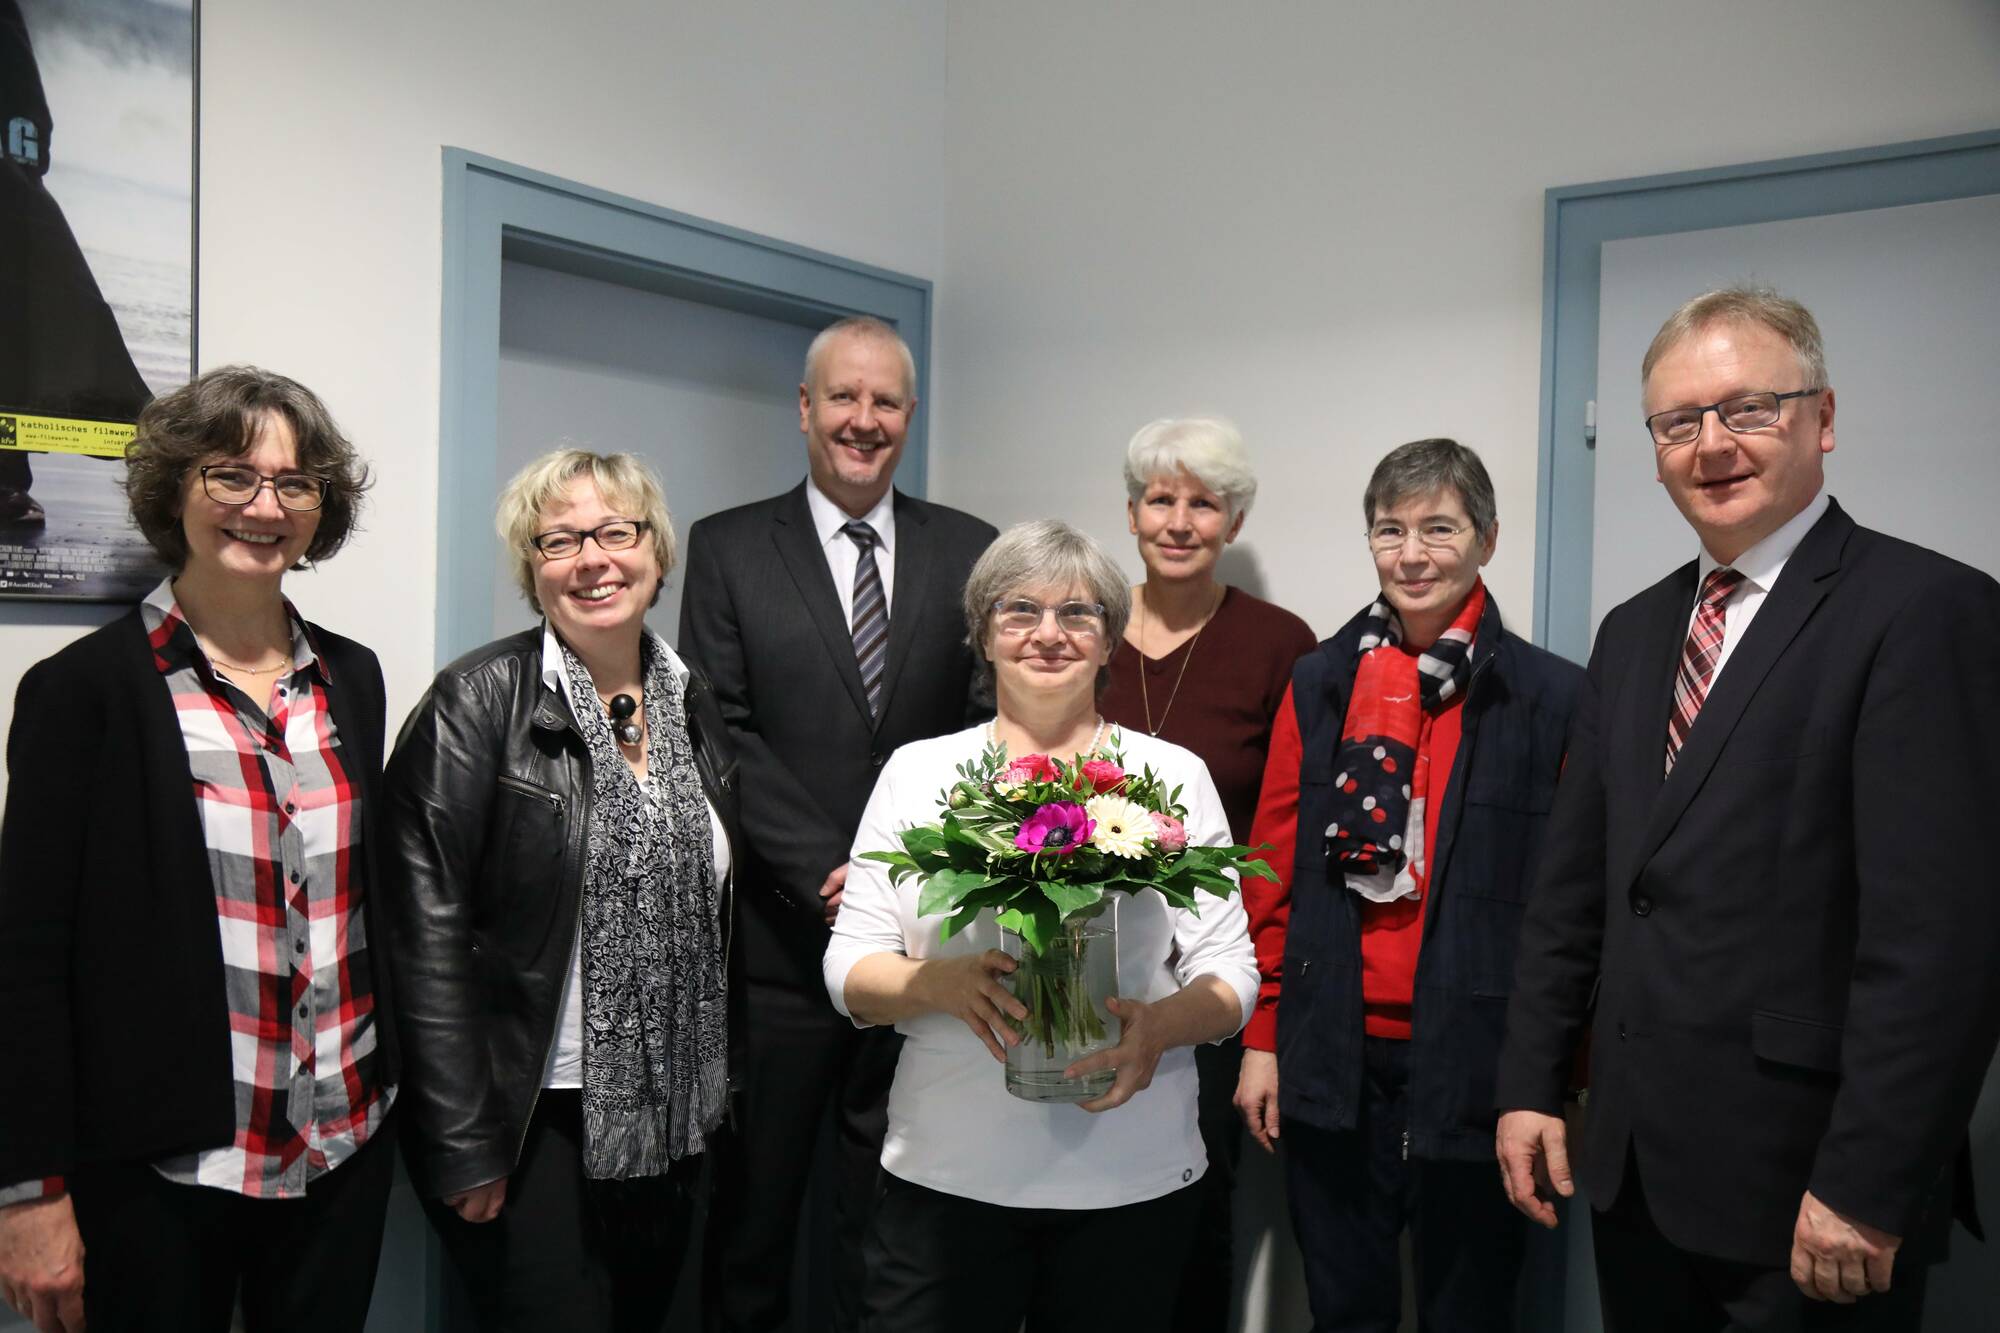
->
[1242,683,1303,1050]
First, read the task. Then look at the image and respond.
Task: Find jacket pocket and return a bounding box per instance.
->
[1751,1010,1844,1073]
[1725,725,1826,766]
[489,775,567,906]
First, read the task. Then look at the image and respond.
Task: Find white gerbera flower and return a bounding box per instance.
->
[1086,794,1155,859]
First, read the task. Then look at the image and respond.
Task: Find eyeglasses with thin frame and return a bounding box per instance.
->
[991,598,1107,637]
[199,465,329,512]
[529,519,651,560]
[1645,389,1821,448]
[1367,520,1472,553]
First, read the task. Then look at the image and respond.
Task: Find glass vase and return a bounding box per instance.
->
[1000,903,1119,1103]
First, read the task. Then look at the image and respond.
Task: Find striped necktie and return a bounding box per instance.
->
[1664,566,1745,774]
[843,521,888,718]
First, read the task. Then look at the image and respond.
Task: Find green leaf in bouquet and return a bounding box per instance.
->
[916,866,998,918]
[902,825,947,858]
[996,897,1062,957]
[1188,868,1239,895]
[1233,853,1281,883]
[1039,879,1103,919]
[939,882,1020,940]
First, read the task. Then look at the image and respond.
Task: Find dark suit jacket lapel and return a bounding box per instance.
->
[876,491,933,728]
[1604,565,1695,894]
[768,483,873,722]
[1625,501,1853,888]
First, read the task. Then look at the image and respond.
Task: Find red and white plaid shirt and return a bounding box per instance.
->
[138,580,394,1197]
[2,585,395,1209]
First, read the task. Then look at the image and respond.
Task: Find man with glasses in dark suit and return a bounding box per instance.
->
[1497,286,2000,1331]
[680,315,995,1333]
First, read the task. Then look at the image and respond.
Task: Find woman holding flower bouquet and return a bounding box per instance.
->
[824,520,1260,1333]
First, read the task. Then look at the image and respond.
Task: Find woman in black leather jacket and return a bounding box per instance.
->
[382,449,738,1331]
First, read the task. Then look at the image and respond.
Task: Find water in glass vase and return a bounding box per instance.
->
[1001,904,1119,1103]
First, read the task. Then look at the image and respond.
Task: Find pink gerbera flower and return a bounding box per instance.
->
[1015,801,1095,855]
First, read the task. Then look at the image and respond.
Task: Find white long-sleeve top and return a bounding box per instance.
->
[823,725,1259,1209]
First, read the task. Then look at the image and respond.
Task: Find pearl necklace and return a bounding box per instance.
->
[987,716,1105,756]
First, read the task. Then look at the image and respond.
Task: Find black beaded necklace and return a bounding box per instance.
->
[606,693,642,746]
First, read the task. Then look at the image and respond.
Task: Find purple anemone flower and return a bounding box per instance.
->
[1015,801,1095,856]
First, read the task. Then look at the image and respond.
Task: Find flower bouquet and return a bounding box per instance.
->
[861,735,1275,1102]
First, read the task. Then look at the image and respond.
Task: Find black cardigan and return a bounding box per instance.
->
[0,608,396,1185]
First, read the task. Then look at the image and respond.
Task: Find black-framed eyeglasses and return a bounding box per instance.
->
[528,519,650,560]
[199,465,329,511]
[990,598,1106,636]
[1645,389,1820,448]
[1367,520,1472,552]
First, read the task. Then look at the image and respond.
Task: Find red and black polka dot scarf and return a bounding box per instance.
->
[1325,580,1486,881]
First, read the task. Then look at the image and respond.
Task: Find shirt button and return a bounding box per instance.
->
[290,870,301,884]
[1632,896,1652,917]
[284,802,296,815]
[1617,1021,1629,1041]
[294,939,306,954]
[297,1003,309,1019]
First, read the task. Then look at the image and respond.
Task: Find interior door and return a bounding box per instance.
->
[496,258,817,645]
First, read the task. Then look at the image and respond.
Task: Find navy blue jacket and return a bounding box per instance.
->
[1274,595,1581,1160]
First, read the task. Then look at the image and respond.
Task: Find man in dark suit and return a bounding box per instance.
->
[680,315,995,1333]
[1496,286,2000,1330]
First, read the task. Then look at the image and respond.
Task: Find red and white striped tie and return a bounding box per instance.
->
[1664,567,1745,775]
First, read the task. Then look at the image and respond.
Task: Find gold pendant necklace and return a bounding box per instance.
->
[1137,585,1223,737]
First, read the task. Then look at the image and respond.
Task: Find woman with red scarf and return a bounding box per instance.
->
[1233,439,1582,1332]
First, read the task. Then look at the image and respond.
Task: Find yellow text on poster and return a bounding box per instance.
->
[0,413,136,459]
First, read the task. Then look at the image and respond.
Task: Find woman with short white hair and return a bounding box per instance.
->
[1100,417,1315,1330]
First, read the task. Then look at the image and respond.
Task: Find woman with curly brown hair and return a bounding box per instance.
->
[0,365,397,1333]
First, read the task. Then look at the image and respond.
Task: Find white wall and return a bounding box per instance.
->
[928,0,2000,640]
[0,0,951,761]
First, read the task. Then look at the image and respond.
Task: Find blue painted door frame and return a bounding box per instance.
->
[1533,129,2000,663]
[437,148,935,665]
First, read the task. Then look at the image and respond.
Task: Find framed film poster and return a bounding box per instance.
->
[1,0,195,600]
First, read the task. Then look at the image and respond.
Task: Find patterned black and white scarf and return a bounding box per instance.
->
[562,636,727,1178]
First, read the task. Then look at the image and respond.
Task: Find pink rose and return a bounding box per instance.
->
[1000,753,1059,786]
[1080,759,1127,794]
[1150,811,1188,853]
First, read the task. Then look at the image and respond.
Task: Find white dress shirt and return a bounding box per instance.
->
[824,726,1259,1210]
[805,478,896,624]
[539,623,732,1089]
[1692,488,1831,684]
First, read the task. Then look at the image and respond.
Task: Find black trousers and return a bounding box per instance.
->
[861,1172,1203,1333]
[1283,1036,1526,1333]
[1592,1154,1928,1333]
[68,1113,396,1333]
[1172,1035,1246,1331]
[703,978,899,1333]
[426,1090,703,1333]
